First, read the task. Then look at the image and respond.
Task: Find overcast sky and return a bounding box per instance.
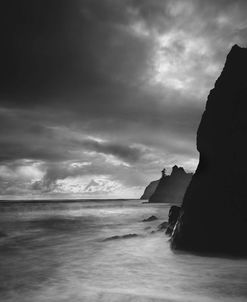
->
[1,0,247,199]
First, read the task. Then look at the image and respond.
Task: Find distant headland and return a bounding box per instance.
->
[141,166,192,204]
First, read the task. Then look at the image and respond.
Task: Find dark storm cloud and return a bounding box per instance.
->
[0,0,87,97]
[81,139,144,162]
[1,0,247,102]
[1,0,247,197]
[0,107,145,164]
[0,0,151,101]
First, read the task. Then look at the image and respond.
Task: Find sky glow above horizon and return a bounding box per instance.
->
[1,0,247,199]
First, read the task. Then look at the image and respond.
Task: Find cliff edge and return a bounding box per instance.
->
[171,45,247,256]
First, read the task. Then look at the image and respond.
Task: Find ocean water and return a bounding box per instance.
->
[0,200,247,302]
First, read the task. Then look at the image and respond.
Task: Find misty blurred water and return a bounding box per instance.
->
[0,200,247,302]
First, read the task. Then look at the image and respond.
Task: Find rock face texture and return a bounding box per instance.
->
[149,166,192,203]
[165,206,181,236]
[140,180,159,200]
[171,45,247,256]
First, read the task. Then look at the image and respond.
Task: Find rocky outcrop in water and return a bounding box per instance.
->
[140,180,159,200]
[157,221,168,231]
[165,206,181,236]
[149,166,192,203]
[171,45,247,256]
[142,215,158,222]
[103,233,139,241]
[155,206,180,234]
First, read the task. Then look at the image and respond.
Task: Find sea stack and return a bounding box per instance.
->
[149,166,192,203]
[171,45,247,256]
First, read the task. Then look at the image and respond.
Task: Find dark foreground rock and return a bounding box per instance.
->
[142,215,158,222]
[149,166,192,203]
[140,180,159,200]
[171,45,247,256]
[165,206,180,236]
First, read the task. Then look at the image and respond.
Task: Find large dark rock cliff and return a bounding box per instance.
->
[149,166,192,203]
[140,180,159,200]
[171,45,247,256]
